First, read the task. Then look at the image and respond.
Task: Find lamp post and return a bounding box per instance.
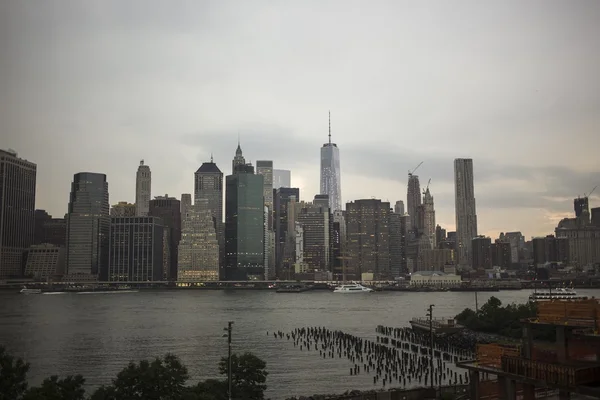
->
[223,321,234,400]
[426,304,435,389]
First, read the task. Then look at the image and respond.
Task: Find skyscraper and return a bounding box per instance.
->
[194,157,224,267]
[178,201,219,282]
[108,216,164,282]
[149,195,181,280]
[346,199,391,279]
[406,173,421,235]
[0,149,36,277]
[320,112,342,212]
[256,161,274,279]
[394,200,405,215]
[297,203,330,273]
[225,158,264,280]
[454,158,478,267]
[422,186,436,249]
[66,172,110,280]
[256,161,274,221]
[135,160,151,216]
[274,187,300,277]
[180,194,192,217]
[273,169,291,189]
[232,140,246,174]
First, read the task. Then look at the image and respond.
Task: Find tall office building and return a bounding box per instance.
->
[108,216,164,282]
[274,187,300,278]
[406,173,421,235]
[394,201,405,215]
[42,217,67,247]
[110,201,136,217]
[592,208,600,228]
[320,112,342,212]
[232,141,246,174]
[194,158,224,266]
[422,187,436,250]
[256,161,274,216]
[435,225,446,248]
[389,212,406,278]
[135,160,151,216]
[346,199,391,279]
[34,210,52,245]
[66,172,110,280]
[180,194,192,217]
[257,161,274,279]
[273,169,291,189]
[149,195,181,280]
[297,203,330,273]
[454,158,478,267]
[491,240,512,269]
[225,161,264,280]
[0,150,36,277]
[178,202,219,282]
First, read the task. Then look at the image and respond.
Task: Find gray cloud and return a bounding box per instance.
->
[2,0,600,239]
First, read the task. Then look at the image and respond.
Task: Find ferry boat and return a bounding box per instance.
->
[333,283,374,293]
[20,287,42,294]
[529,287,587,302]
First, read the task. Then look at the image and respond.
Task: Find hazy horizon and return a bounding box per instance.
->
[2,0,599,240]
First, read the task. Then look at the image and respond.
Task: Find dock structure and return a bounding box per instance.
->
[409,317,465,335]
[457,299,600,399]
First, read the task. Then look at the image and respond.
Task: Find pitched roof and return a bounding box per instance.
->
[195,162,222,174]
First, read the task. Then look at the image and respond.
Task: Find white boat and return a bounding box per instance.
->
[20,287,42,294]
[529,287,586,301]
[333,283,374,293]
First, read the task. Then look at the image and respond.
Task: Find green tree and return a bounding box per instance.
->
[23,375,86,400]
[218,352,268,400]
[0,346,30,400]
[90,353,189,400]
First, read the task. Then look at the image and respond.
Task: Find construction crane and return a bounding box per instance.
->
[408,161,423,177]
[586,185,598,198]
[423,178,431,194]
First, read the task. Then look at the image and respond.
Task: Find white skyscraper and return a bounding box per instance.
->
[135,160,151,216]
[320,112,342,212]
[273,169,291,189]
[454,158,478,267]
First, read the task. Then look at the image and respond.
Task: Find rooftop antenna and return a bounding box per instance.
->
[210,152,213,163]
[328,110,331,144]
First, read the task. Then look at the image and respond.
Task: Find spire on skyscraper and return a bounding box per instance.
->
[328,110,331,144]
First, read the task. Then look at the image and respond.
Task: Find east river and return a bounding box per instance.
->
[2,288,600,399]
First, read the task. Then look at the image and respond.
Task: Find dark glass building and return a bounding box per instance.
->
[108,216,164,282]
[34,210,52,245]
[149,195,181,280]
[225,164,264,280]
[0,149,36,278]
[471,236,492,269]
[274,187,300,277]
[66,172,110,280]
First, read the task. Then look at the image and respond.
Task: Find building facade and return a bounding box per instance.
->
[389,212,407,277]
[298,203,330,273]
[65,172,110,281]
[407,174,421,236]
[395,200,405,215]
[110,201,136,217]
[491,240,512,269]
[472,236,492,269]
[274,187,300,278]
[225,163,264,280]
[320,112,342,212]
[454,158,478,268]
[177,203,219,282]
[135,160,151,216]
[149,195,181,280]
[346,199,391,279]
[194,159,224,268]
[42,217,67,247]
[273,169,291,189]
[0,149,37,278]
[108,216,164,281]
[25,244,65,280]
[422,187,436,250]
[180,194,192,218]
[532,235,570,266]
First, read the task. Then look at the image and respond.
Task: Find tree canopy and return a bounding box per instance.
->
[0,346,268,400]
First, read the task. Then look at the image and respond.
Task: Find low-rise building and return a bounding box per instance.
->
[25,244,65,280]
[410,271,461,287]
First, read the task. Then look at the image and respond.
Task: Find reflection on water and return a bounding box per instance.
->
[2,289,599,399]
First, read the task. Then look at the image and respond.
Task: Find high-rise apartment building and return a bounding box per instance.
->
[66,172,110,280]
[149,195,181,280]
[491,240,511,269]
[110,201,136,217]
[297,203,330,273]
[135,160,151,216]
[346,199,391,279]
[454,158,478,268]
[0,149,36,278]
[422,187,435,250]
[389,212,407,278]
[532,235,569,266]
[225,160,264,280]
[320,112,342,212]
[178,202,219,282]
[472,236,492,269]
[108,216,164,282]
[273,169,291,189]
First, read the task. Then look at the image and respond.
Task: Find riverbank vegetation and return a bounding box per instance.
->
[455,297,554,340]
[0,346,267,400]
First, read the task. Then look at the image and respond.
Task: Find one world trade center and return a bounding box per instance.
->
[320,111,342,212]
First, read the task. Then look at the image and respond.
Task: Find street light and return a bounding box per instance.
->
[223,321,234,400]
[425,304,435,389]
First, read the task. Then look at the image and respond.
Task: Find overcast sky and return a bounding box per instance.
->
[2,0,599,239]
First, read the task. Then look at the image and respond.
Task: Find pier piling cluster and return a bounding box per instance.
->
[270,325,477,390]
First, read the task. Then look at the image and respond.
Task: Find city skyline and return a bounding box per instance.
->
[3,1,600,240]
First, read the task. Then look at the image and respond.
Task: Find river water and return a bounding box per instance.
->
[2,288,599,399]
